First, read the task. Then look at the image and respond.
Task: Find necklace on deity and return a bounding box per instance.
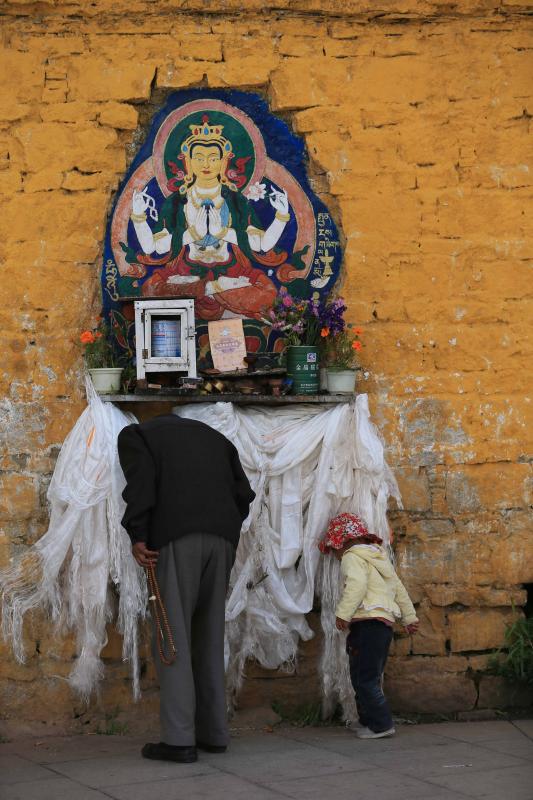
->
[190,184,224,210]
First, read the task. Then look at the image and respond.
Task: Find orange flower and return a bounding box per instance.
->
[354,327,363,335]
[320,327,330,338]
[352,340,362,351]
[80,331,95,344]
[94,332,103,339]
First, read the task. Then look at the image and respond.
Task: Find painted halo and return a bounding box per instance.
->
[111,99,316,281]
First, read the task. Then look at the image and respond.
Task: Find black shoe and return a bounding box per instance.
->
[141,742,198,762]
[196,741,227,753]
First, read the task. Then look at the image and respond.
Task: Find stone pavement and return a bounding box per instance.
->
[1,719,532,800]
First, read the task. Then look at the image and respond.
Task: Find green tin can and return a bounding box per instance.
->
[286,346,319,395]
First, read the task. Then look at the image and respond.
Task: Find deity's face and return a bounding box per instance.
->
[190,144,223,185]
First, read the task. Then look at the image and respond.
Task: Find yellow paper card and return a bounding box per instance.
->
[208,319,247,372]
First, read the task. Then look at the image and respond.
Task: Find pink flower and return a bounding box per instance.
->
[282,295,293,308]
[243,182,267,202]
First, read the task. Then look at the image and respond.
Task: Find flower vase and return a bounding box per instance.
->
[326,368,356,395]
[88,368,123,394]
[286,346,319,395]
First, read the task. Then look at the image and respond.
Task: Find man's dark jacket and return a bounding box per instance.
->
[117,414,255,550]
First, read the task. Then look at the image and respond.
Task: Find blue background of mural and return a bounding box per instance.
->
[101,89,342,366]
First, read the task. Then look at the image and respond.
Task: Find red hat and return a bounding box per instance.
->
[318,512,383,554]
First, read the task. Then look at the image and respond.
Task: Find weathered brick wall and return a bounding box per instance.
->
[0,1,532,729]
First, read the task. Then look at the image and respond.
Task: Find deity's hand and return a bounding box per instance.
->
[193,206,208,238]
[132,187,151,216]
[269,187,289,216]
[208,207,224,237]
[167,275,200,285]
[219,276,251,291]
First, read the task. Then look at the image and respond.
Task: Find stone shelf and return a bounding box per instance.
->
[101,393,353,404]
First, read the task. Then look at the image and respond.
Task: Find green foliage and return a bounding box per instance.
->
[272,700,343,727]
[95,708,129,736]
[80,321,118,369]
[120,362,137,393]
[272,700,322,726]
[488,616,533,685]
[322,326,362,370]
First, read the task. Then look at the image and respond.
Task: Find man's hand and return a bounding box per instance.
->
[335,616,349,631]
[404,621,419,635]
[132,541,159,568]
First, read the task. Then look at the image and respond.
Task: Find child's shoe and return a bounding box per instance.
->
[356,726,395,739]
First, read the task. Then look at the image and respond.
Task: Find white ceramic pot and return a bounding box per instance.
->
[88,368,123,394]
[326,369,356,394]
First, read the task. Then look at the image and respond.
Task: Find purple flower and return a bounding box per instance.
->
[316,296,347,336]
[264,289,352,348]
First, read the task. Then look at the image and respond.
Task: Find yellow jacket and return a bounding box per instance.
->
[335,544,418,625]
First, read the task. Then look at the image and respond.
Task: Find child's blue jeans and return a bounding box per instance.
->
[346,619,394,733]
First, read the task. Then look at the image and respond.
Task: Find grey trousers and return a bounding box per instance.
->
[153,533,235,746]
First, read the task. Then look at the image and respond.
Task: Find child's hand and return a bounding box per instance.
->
[404,621,419,635]
[335,617,349,631]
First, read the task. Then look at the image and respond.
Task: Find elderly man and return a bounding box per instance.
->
[118,413,255,764]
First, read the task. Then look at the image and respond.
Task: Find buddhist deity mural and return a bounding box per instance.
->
[102,90,341,361]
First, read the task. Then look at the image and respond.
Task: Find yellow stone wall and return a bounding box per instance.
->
[0,0,532,730]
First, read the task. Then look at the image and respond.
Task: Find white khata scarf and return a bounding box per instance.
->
[0,381,400,720]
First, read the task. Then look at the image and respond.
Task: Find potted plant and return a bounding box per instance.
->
[314,296,348,389]
[263,288,323,394]
[80,319,123,394]
[321,323,363,394]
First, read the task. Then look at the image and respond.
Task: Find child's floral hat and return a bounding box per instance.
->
[318,512,383,553]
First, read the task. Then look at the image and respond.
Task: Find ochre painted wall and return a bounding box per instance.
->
[0,1,532,731]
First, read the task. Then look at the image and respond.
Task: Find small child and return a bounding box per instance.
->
[319,512,419,739]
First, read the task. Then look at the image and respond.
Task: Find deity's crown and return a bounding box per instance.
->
[181,115,232,155]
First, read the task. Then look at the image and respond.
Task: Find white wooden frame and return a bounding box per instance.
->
[134,299,197,381]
